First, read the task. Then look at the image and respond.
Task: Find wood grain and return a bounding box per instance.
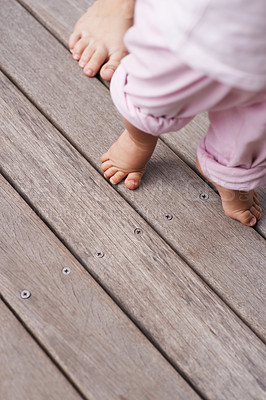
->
[0,176,198,400]
[16,0,266,237]
[0,300,83,400]
[1,70,266,400]
[16,0,92,47]
[1,0,265,340]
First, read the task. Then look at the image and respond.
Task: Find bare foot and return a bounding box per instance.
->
[196,158,262,226]
[101,129,158,189]
[68,0,134,80]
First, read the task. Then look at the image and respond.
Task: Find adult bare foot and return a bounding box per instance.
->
[101,129,158,189]
[196,158,262,226]
[68,0,134,80]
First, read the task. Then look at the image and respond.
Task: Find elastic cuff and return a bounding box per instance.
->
[110,64,192,136]
[197,141,266,191]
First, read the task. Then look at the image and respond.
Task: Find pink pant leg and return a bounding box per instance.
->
[110,0,266,190]
[197,96,266,190]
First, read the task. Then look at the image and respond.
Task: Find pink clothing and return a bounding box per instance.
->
[110,0,266,190]
[154,0,266,91]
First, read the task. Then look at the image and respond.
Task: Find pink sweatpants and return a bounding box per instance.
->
[110,0,266,190]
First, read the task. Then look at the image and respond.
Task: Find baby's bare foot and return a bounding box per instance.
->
[101,129,158,189]
[196,158,262,226]
[68,0,134,80]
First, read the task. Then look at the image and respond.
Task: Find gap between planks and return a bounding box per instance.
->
[0,71,266,400]
[14,0,266,238]
[0,296,87,400]
[0,0,265,344]
[0,174,202,400]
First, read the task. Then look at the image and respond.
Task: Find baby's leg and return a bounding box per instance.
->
[68,0,134,80]
[102,0,265,226]
[101,120,158,189]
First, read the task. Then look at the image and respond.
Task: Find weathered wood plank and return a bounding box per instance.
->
[0,300,83,400]
[16,0,266,237]
[16,0,93,47]
[1,72,266,400]
[1,0,265,340]
[0,176,198,400]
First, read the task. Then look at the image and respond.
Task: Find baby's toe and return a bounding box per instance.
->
[104,167,118,179]
[101,160,112,172]
[100,153,110,163]
[100,52,124,80]
[110,171,127,185]
[84,48,107,77]
[72,37,90,61]
[239,210,257,226]
[68,32,81,51]
[79,45,95,68]
[125,172,143,190]
[251,205,262,221]
[254,194,260,206]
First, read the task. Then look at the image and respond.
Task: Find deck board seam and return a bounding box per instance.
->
[11,0,266,241]
[14,0,109,90]
[13,0,266,241]
[0,172,207,400]
[15,0,68,49]
[1,67,265,346]
[1,3,265,398]
[0,295,90,400]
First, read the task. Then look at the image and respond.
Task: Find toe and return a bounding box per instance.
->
[68,32,81,51]
[100,65,117,81]
[125,172,143,190]
[101,160,112,172]
[100,54,122,81]
[254,194,260,206]
[79,45,95,68]
[249,217,257,227]
[104,167,118,179]
[84,48,107,76]
[72,37,90,61]
[234,210,257,226]
[252,205,262,221]
[110,171,127,185]
[100,153,109,163]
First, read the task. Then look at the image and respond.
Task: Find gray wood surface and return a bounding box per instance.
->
[16,0,93,47]
[1,71,266,400]
[1,0,265,341]
[0,176,198,400]
[0,300,82,400]
[16,0,266,238]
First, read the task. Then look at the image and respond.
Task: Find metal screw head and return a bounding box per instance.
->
[134,228,143,235]
[95,251,104,258]
[21,290,31,299]
[164,213,173,220]
[199,193,209,200]
[62,267,71,275]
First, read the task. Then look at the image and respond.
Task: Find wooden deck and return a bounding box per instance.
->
[1,1,266,399]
